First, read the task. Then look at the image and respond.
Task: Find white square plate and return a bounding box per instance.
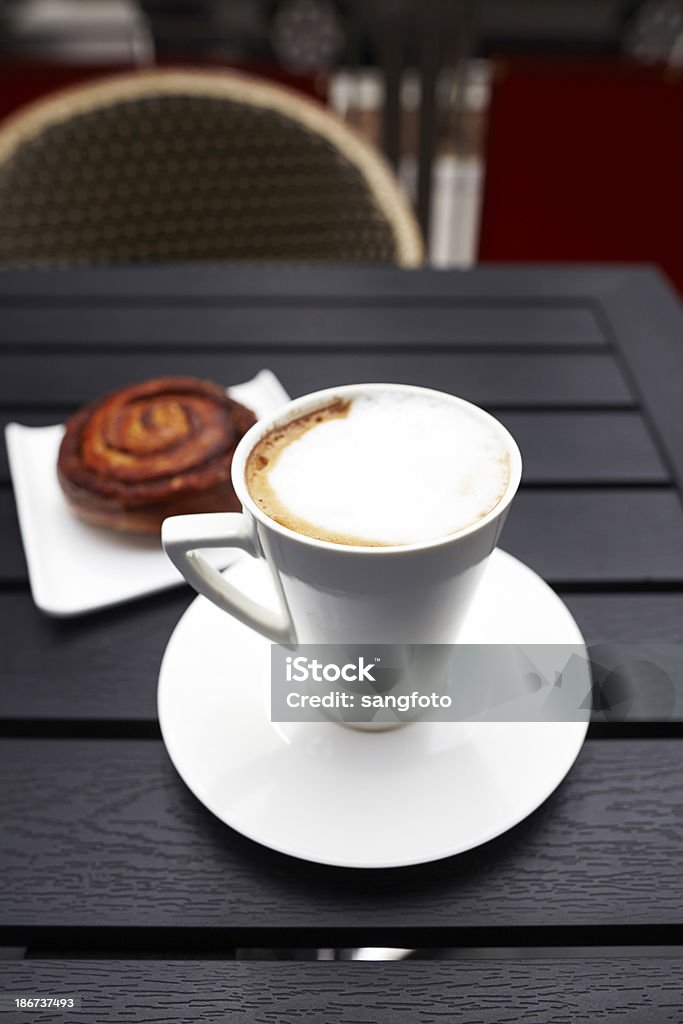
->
[6,370,290,617]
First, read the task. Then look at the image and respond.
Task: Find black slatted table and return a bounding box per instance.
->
[2,265,683,1020]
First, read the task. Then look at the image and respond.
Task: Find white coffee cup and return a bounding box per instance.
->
[162,383,522,648]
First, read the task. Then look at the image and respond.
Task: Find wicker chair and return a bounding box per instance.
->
[0,69,423,267]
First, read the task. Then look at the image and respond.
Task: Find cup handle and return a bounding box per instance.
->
[162,513,296,645]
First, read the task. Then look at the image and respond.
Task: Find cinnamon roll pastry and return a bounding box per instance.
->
[57,377,256,533]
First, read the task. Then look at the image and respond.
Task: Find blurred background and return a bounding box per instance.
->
[0,0,682,287]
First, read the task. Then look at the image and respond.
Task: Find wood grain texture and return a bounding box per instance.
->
[0,352,632,408]
[601,270,683,494]
[564,594,683,644]
[1,739,682,933]
[0,589,189,721]
[0,959,682,1023]
[498,412,668,483]
[503,490,683,582]
[1,592,683,724]
[0,304,604,348]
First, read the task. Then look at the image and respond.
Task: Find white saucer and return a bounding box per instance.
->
[158,549,590,869]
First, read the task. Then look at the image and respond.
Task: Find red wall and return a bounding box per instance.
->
[0,59,326,126]
[479,59,683,294]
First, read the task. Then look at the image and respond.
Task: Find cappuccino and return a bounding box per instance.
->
[246,389,510,547]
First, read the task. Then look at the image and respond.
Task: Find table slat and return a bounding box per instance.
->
[0,305,604,348]
[601,271,683,495]
[0,738,681,934]
[565,594,683,644]
[0,960,680,1023]
[0,264,640,299]
[0,353,632,408]
[0,590,189,722]
[497,412,668,483]
[504,490,683,582]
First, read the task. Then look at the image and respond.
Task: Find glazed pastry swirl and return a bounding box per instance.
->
[58,377,256,533]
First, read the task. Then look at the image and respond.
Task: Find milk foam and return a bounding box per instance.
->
[250,391,510,546]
